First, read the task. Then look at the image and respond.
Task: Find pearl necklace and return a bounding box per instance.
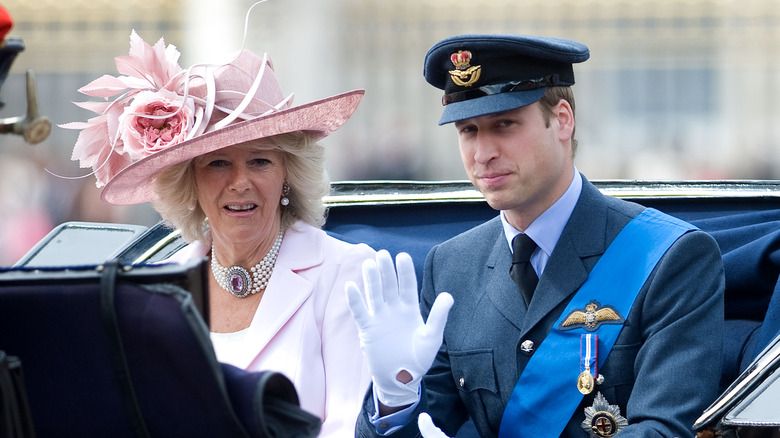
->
[211,231,284,298]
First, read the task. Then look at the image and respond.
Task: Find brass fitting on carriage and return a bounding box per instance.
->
[0,68,51,144]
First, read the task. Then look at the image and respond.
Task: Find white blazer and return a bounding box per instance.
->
[171,221,375,437]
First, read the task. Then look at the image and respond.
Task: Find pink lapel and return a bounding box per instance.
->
[236,223,325,369]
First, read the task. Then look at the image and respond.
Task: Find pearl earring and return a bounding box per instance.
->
[281,182,290,206]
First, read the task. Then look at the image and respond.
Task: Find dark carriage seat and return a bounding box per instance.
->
[322,183,780,393]
[0,258,320,438]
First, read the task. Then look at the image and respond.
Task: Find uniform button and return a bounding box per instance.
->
[520,339,535,355]
[459,377,465,387]
[379,421,390,429]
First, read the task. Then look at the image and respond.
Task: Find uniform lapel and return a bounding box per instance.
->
[485,224,528,331]
[521,179,610,335]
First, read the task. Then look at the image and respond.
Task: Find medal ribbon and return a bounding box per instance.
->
[498,208,695,438]
[581,334,598,379]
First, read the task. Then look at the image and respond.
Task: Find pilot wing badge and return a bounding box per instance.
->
[559,300,624,332]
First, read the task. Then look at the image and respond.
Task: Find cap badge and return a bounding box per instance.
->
[582,392,628,438]
[559,300,624,332]
[448,50,481,87]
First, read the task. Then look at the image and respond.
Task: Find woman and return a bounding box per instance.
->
[63,30,374,437]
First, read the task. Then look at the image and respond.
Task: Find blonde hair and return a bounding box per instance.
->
[152,131,329,242]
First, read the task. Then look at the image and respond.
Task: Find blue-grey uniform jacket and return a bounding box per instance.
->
[356,175,725,438]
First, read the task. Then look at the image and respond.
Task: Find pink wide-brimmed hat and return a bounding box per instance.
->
[62,31,363,206]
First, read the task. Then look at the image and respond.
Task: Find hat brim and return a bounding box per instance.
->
[101,89,364,205]
[438,88,546,125]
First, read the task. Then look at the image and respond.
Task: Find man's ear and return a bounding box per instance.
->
[553,99,575,142]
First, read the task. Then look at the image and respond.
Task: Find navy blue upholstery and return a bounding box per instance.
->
[324,197,780,392]
[752,273,780,359]
[325,202,496,283]
[689,208,780,321]
[0,261,319,438]
[719,319,761,390]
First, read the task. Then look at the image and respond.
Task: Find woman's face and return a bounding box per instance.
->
[193,141,286,249]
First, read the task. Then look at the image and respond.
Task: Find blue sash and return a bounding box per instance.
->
[498,208,695,437]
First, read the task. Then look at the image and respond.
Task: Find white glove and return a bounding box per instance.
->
[418,413,451,438]
[345,250,454,407]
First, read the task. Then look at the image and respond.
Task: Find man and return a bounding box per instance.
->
[347,34,725,438]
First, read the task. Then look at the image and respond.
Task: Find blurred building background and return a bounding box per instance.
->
[1,0,779,264]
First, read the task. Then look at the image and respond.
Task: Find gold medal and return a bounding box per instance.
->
[577,368,595,394]
[578,334,598,394]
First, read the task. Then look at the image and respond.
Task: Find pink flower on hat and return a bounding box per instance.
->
[119,90,194,160]
[61,30,190,187]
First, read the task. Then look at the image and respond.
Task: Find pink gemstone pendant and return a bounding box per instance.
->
[226,266,252,298]
[230,274,243,292]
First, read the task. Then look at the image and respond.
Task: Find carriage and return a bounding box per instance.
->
[1,23,778,438]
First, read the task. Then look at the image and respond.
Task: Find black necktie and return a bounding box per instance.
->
[510,233,539,307]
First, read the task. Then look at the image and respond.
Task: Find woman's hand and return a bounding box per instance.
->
[345,250,453,407]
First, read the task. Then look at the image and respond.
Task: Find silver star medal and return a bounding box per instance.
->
[582,392,628,438]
